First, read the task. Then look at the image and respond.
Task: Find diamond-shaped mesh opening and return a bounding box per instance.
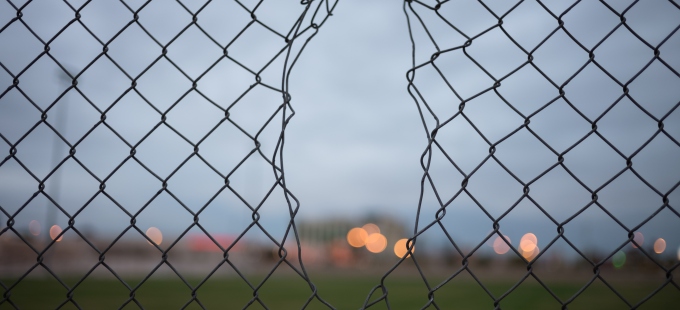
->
[431,51,495,101]
[77,2,131,43]
[103,91,159,146]
[493,128,556,182]
[48,92,101,145]
[528,166,591,223]
[465,27,527,78]
[408,64,460,120]
[194,1,251,46]
[102,159,160,215]
[195,57,254,109]
[561,0,620,50]
[567,278,632,309]
[628,60,680,119]
[532,30,589,85]
[226,22,286,72]
[594,26,652,83]
[165,25,223,79]
[165,91,224,144]
[134,125,193,178]
[465,159,524,218]
[596,96,659,156]
[625,1,680,46]
[134,58,191,113]
[0,88,40,143]
[466,99,522,145]
[631,134,680,193]
[432,116,490,174]
[12,56,69,110]
[41,159,99,216]
[0,159,37,215]
[40,228,102,288]
[563,134,623,189]
[128,263,194,308]
[597,171,661,228]
[75,125,130,179]
[13,123,69,180]
[563,62,623,120]
[0,19,44,74]
[498,276,564,308]
[2,268,71,309]
[19,2,73,41]
[68,267,133,309]
[136,1,190,46]
[528,97,592,153]
[105,24,161,77]
[76,57,131,111]
[166,157,224,213]
[48,24,102,75]
[501,0,557,50]
[496,65,557,116]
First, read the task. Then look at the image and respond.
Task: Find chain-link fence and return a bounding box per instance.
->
[1,0,338,308]
[1,0,679,309]
[362,0,680,309]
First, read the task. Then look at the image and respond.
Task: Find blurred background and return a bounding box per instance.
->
[1,0,679,308]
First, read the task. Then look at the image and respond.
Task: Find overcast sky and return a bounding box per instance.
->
[1,0,679,260]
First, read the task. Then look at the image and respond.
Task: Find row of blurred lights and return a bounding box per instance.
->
[492,231,674,268]
[346,223,414,258]
[23,220,678,265]
[26,220,164,245]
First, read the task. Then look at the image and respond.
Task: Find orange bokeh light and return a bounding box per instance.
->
[365,233,387,253]
[631,231,644,248]
[362,223,380,235]
[347,227,368,248]
[521,246,540,261]
[654,238,666,254]
[493,235,511,255]
[520,233,537,253]
[29,220,40,236]
[394,238,414,258]
[146,227,163,246]
[49,225,63,242]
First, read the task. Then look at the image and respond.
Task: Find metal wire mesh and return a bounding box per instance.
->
[2,0,680,309]
[362,0,680,309]
[0,0,338,308]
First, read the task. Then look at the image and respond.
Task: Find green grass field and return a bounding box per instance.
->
[1,274,678,309]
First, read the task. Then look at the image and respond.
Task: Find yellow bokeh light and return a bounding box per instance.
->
[347,227,368,248]
[362,223,380,236]
[49,225,63,242]
[29,220,40,236]
[631,231,644,248]
[654,238,666,254]
[520,233,537,253]
[394,238,414,258]
[146,227,163,246]
[365,233,387,253]
[493,235,511,255]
